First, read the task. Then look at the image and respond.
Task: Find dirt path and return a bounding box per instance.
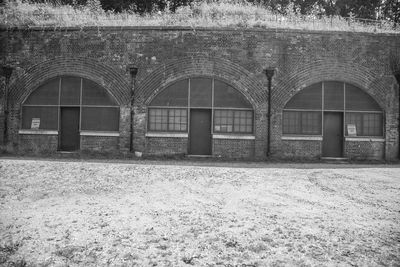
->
[0,159,399,266]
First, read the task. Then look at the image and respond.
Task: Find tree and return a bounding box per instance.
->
[334,0,381,19]
[381,0,400,23]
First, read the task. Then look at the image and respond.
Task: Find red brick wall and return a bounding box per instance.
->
[81,136,119,151]
[1,27,399,160]
[18,135,120,152]
[345,141,385,160]
[145,137,188,155]
[213,139,255,158]
[145,137,255,158]
[19,134,58,152]
[278,140,322,160]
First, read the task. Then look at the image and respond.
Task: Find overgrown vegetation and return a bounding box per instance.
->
[10,0,400,22]
[0,0,399,33]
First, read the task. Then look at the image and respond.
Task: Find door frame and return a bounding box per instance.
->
[322,111,344,157]
[59,107,81,151]
[188,108,212,155]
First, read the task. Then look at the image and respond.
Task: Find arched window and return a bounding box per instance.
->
[283,82,383,137]
[22,76,119,131]
[148,78,253,134]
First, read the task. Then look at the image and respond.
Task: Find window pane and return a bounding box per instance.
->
[345,84,381,111]
[81,107,119,131]
[301,112,322,134]
[150,80,189,107]
[24,78,59,105]
[214,80,252,108]
[148,108,168,131]
[283,111,321,135]
[233,110,253,133]
[60,76,81,105]
[168,109,187,132]
[345,112,382,136]
[214,110,233,132]
[214,110,252,133]
[324,81,344,110]
[285,83,322,110]
[363,113,383,136]
[190,78,212,107]
[82,79,117,106]
[345,112,362,136]
[22,106,58,130]
[283,111,301,134]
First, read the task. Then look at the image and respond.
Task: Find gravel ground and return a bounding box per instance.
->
[0,158,399,266]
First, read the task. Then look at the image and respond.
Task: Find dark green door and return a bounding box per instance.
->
[60,107,80,151]
[322,112,343,157]
[189,109,212,155]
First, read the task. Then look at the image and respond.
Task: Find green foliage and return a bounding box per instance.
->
[17,0,400,23]
[382,0,400,23]
[85,0,103,13]
[335,0,380,19]
[0,0,398,32]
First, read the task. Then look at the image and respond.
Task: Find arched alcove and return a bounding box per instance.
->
[283,81,383,137]
[147,77,253,134]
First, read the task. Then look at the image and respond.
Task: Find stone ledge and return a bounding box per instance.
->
[80,131,120,137]
[345,137,385,142]
[213,134,255,140]
[281,136,323,141]
[146,132,188,138]
[18,129,58,135]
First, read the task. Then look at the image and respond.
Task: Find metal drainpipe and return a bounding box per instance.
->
[396,73,400,160]
[264,68,275,158]
[127,65,138,152]
[2,66,14,145]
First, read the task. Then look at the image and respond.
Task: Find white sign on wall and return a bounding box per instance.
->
[347,124,357,136]
[31,118,40,129]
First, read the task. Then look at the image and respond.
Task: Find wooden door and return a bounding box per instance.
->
[189,109,212,155]
[322,112,343,157]
[60,107,80,151]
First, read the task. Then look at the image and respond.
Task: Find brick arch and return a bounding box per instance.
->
[145,76,256,110]
[281,80,385,112]
[9,57,130,105]
[137,56,266,109]
[275,60,388,112]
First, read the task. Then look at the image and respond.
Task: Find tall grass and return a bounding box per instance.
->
[0,0,398,33]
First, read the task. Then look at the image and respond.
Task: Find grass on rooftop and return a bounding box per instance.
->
[0,0,399,33]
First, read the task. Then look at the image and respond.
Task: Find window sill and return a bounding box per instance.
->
[212,134,255,140]
[281,136,323,141]
[345,137,385,142]
[80,131,120,137]
[19,129,58,135]
[146,132,188,138]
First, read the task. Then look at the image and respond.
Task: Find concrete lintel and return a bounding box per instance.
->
[213,134,255,140]
[281,136,323,141]
[146,132,188,138]
[18,129,58,135]
[80,131,120,137]
[345,137,385,142]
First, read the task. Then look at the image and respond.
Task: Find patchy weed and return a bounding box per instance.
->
[1,0,398,33]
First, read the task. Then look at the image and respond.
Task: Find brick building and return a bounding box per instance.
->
[1,27,399,160]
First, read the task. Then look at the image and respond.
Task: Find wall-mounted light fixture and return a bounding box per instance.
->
[127,64,138,78]
[2,66,14,81]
